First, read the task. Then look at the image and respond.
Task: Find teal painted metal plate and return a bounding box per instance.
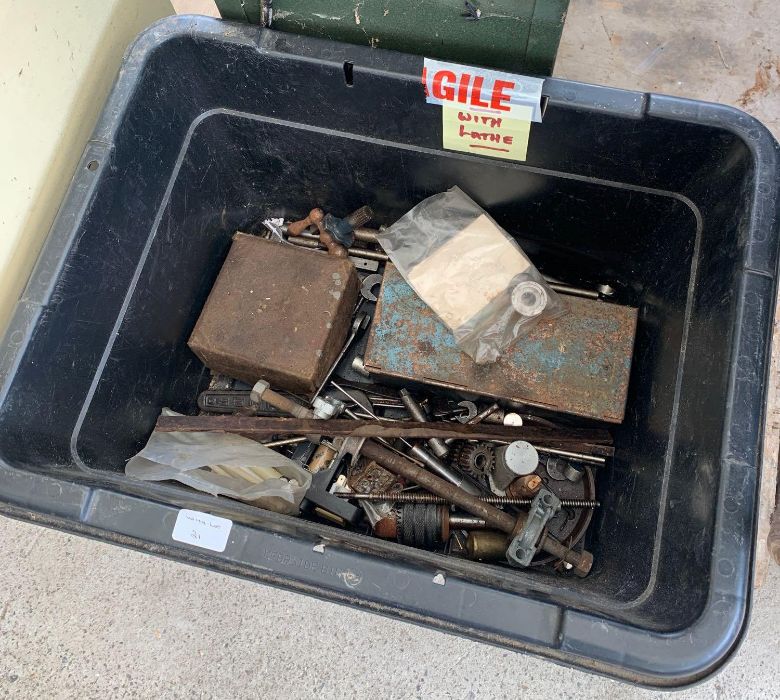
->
[364,264,637,423]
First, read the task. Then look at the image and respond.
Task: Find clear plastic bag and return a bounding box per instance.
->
[126,409,311,515]
[377,187,564,364]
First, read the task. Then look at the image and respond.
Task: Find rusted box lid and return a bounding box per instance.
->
[364,264,637,423]
[189,234,360,395]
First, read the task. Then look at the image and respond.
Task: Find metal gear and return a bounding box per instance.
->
[454,443,496,477]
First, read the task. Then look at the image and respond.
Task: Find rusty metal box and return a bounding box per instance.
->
[189,234,360,394]
[365,264,638,423]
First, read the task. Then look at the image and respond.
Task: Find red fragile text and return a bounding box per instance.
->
[423,67,514,112]
[454,111,514,151]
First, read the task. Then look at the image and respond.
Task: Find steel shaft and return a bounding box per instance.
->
[399,388,450,458]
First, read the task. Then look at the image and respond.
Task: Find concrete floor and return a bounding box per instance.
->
[3,0,780,697]
[0,518,777,699]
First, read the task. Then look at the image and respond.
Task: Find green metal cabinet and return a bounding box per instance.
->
[214,0,569,75]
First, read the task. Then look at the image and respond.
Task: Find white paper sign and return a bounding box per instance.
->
[172,509,232,552]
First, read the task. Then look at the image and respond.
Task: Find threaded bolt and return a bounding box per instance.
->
[336,492,599,508]
[345,205,373,229]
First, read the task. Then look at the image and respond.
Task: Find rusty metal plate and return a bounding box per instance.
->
[347,460,401,495]
[364,264,637,423]
[189,234,359,395]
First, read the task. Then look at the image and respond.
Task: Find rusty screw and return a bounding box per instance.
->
[343,205,373,230]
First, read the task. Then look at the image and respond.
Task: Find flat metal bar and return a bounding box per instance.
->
[155,415,612,447]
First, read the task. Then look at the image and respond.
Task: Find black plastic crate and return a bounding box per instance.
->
[0,16,778,686]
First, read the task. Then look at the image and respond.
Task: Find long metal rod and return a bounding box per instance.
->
[287,235,389,261]
[336,492,600,507]
[490,440,612,461]
[338,380,604,470]
[534,446,607,465]
[291,234,603,299]
[330,380,380,418]
[546,282,599,300]
[155,415,612,447]
[284,229,605,299]
[261,436,308,448]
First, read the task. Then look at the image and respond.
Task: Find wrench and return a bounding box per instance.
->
[456,401,478,423]
[445,400,492,445]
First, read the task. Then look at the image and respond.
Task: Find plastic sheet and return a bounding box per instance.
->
[126,410,311,515]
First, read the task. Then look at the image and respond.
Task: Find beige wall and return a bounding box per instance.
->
[171,0,219,15]
[0,0,173,335]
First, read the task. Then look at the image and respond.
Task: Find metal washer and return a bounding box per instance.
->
[511,281,548,317]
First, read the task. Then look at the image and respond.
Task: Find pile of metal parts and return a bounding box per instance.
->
[173,203,637,577]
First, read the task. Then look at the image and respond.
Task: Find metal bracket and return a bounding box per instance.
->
[334,435,367,467]
[360,273,384,302]
[506,488,561,567]
[456,400,478,423]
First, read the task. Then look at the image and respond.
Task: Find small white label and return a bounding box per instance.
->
[172,509,232,552]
